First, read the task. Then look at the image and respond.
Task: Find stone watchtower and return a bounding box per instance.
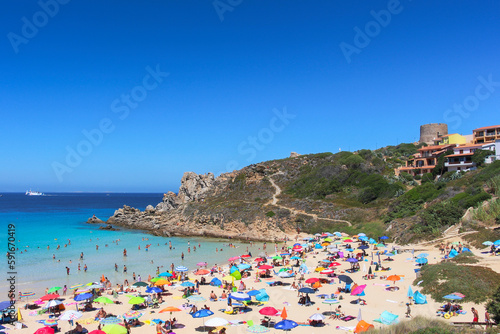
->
[419,123,448,145]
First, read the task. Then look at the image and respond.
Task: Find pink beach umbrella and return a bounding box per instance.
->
[350,284,367,296]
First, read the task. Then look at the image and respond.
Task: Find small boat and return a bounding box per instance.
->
[26,190,44,196]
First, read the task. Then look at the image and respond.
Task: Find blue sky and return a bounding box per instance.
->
[1,0,499,192]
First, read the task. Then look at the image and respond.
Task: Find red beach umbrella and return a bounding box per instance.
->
[40,294,60,301]
[320,269,334,275]
[254,258,265,262]
[258,265,273,270]
[195,269,210,275]
[241,254,251,258]
[329,262,342,267]
[305,278,320,284]
[259,307,279,316]
[34,327,55,334]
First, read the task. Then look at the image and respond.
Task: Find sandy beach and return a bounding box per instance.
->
[6,233,499,334]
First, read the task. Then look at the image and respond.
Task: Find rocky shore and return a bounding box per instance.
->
[96,167,296,242]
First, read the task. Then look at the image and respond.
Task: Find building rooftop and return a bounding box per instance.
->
[473,125,500,131]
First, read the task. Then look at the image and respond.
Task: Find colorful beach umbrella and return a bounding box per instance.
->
[70,284,84,290]
[42,319,58,326]
[122,311,142,320]
[350,284,367,296]
[145,287,162,294]
[175,266,188,272]
[47,287,61,293]
[195,269,210,275]
[19,292,35,297]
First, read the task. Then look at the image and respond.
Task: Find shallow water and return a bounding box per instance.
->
[0,193,264,297]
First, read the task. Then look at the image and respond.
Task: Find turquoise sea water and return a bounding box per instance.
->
[0,193,262,297]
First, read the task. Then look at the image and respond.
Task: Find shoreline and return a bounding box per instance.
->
[7,232,498,334]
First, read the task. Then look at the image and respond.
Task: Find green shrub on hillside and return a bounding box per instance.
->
[412,201,464,236]
[487,285,500,324]
[384,183,443,222]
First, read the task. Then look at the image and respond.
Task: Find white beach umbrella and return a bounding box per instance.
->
[60,310,83,321]
[176,266,188,272]
[309,313,325,321]
[44,299,63,309]
[205,317,229,327]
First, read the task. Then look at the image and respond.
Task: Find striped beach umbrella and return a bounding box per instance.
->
[70,284,85,290]
[122,311,143,320]
[19,292,35,297]
[175,266,188,272]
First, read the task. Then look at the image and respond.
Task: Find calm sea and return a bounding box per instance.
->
[0,193,261,297]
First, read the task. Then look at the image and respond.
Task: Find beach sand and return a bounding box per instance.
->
[7,234,499,334]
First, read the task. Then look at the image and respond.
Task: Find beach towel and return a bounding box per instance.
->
[337,326,356,331]
[374,311,399,325]
[341,315,356,321]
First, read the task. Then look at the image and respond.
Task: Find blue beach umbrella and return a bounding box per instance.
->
[358,245,369,250]
[380,236,389,240]
[247,290,261,296]
[416,253,429,258]
[358,233,366,237]
[238,264,251,271]
[407,286,414,298]
[482,241,493,246]
[274,319,298,331]
[494,240,500,246]
[347,258,358,263]
[415,258,428,264]
[158,272,173,277]
[290,256,301,260]
[0,301,12,311]
[74,293,92,301]
[369,238,377,244]
[181,281,195,287]
[298,287,315,294]
[146,287,162,294]
[192,309,214,330]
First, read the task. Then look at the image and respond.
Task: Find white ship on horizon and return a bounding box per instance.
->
[25,189,44,196]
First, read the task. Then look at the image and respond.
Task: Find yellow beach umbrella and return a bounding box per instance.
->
[315,267,325,272]
[154,279,169,286]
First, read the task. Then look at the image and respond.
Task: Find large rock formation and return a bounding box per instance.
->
[104,170,294,241]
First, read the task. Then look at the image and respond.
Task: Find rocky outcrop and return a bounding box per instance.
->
[178,172,215,202]
[87,216,106,224]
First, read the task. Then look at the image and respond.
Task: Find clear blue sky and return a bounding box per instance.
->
[1,1,499,192]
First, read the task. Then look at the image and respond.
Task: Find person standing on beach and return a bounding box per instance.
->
[485,309,492,328]
[123,248,127,257]
[63,285,67,296]
[115,263,118,271]
[181,252,184,260]
[124,265,127,273]
[472,307,479,323]
[66,266,70,275]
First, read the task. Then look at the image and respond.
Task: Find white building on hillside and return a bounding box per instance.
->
[445,142,496,172]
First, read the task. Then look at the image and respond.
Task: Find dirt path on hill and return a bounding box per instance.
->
[267,172,352,226]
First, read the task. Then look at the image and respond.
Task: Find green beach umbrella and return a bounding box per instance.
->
[324,238,333,242]
[102,324,127,334]
[272,256,283,260]
[94,296,113,304]
[150,277,160,283]
[48,286,61,293]
[128,296,145,305]
[132,281,148,287]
